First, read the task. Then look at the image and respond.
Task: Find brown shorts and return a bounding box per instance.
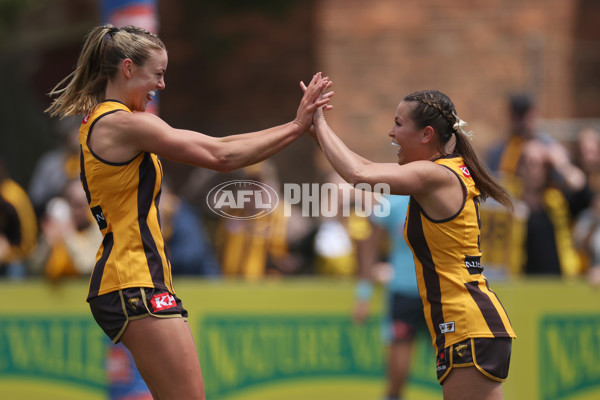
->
[88,287,188,343]
[436,337,512,384]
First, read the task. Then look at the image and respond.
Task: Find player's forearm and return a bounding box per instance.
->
[218,122,293,143]
[217,121,303,170]
[314,118,370,185]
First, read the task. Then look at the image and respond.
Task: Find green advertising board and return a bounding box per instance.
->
[1,278,600,399]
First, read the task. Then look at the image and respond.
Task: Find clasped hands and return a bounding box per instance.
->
[300,72,334,141]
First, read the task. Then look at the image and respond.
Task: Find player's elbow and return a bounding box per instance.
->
[210,149,241,172]
[345,168,368,187]
[211,155,237,172]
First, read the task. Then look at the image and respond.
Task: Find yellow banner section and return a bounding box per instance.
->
[1,278,600,400]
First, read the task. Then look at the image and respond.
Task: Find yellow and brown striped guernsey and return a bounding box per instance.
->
[79,100,174,300]
[404,154,516,352]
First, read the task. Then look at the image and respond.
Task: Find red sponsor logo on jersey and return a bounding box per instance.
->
[459,165,471,178]
[150,293,176,311]
[82,113,91,124]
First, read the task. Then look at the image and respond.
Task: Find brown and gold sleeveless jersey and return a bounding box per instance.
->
[404,155,516,351]
[79,100,174,300]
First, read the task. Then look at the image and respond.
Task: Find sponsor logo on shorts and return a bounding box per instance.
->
[150,293,176,311]
[439,321,455,334]
[436,349,449,372]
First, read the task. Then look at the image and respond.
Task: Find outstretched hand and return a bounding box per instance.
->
[299,74,334,141]
[300,73,334,120]
[294,73,333,133]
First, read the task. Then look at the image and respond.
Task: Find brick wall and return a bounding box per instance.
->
[314,0,587,162]
[158,0,319,188]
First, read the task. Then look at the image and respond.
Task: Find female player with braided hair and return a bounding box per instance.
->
[309,87,516,400]
[45,24,332,400]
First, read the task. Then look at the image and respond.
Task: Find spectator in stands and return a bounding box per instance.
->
[28,116,81,217]
[485,94,592,275]
[573,191,600,285]
[514,139,585,276]
[572,126,600,193]
[29,179,102,281]
[487,93,544,178]
[159,183,220,276]
[571,126,600,283]
[0,160,38,279]
[214,161,302,279]
[313,172,371,276]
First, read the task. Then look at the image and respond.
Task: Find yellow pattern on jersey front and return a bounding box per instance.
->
[404,155,516,352]
[79,100,173,300]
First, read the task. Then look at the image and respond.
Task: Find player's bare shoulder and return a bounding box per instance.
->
[409,160,450,184]
[89,111,145,162]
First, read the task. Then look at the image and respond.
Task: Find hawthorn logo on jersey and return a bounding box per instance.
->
[150,293,176,311]
[459,165,471,178]
[439,321,455,334]
[206,180,279,220]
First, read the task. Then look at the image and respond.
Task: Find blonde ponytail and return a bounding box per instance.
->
[45,24,165,118]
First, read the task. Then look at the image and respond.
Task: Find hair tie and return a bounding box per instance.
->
[453,116,473,140]
[104,27,119,42]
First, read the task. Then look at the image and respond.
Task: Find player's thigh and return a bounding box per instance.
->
[121,316,205,400]
[442,366,503,400]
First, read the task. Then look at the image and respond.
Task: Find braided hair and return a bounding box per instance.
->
[403,90,512,209]
[403,90,457,143]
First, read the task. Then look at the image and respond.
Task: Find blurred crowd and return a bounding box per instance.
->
[1,94,600,286]
[483,93,600,283]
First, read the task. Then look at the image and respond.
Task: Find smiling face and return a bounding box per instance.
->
[388,101,425,165]
[127,48,167,112]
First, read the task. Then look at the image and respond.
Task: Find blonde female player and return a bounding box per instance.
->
[45,24,332,400]
[307,85,516,400]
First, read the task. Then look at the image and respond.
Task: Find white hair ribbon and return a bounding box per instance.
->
[453,116,473,139]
